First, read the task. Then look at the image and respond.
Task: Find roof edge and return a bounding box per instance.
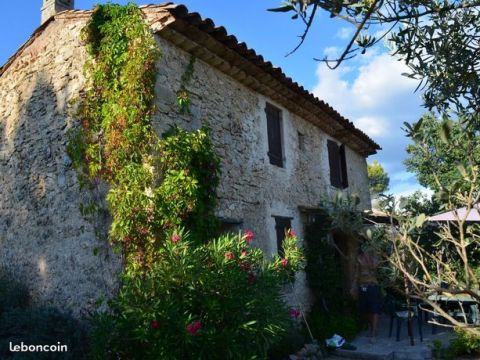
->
[0,3,380,155]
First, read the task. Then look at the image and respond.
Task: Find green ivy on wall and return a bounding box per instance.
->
[69,3,220,269]
[176,55,196,114]
[65,5,307,357]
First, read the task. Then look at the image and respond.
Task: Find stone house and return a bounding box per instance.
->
[0,1,380,316]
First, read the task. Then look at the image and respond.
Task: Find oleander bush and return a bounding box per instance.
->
[90,229,303,360]
[75,4,305,359]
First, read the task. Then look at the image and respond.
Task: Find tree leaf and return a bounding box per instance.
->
[439,120,451,144]
[366,228,372,240]
[267,5,294,12]
[416,213,426,228]
[456,164,467,178]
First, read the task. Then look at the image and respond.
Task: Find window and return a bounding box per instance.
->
[218,217,243,235]
[327,139,348,189]
[273,216,292,256]
[265,103,283,167]
[298,131,305,151]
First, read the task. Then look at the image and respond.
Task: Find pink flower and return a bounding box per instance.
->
[289,308,301,318]
[186,320,202,335]
[224,251,235,260]
[287,229,297,238]
[244,231,254,243]
[171,233,181,243]
[281,258,288,267]
[151,320,160,329]
[240,250,248,258]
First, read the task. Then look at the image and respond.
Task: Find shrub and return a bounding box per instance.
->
[267,328,306,360]
[90,230,303,360]
[306,305,360,342]
[447,327,480,358]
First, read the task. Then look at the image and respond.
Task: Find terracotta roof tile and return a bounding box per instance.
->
[0,2,380,154]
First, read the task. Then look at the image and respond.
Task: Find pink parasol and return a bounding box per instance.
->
[428,204,480,222]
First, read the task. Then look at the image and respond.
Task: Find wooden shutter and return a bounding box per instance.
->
[327,140,341,188]
[339,144,348,188]
[265,104,283,167]
[274,216,291,256]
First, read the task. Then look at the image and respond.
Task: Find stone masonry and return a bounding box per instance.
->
[0,5,375,317]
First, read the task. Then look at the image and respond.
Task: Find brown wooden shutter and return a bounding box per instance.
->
[274,216,291,256]
[265,104,283,167]
[339,144,348,188]
[327,140,341,188]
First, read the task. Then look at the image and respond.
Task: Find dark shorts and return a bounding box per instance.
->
[359,284,382,314]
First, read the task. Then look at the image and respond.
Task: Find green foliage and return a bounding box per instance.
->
[448,327,480,358]
[74,4,307,358]
[304,193,364,303]
[397,190,440,217]
[367,160,389,197]
[72,4,220,267]
[319,191,363,235]
[306,308,359,342]
[432,328,480,360]
[176,55,196,114]
[303,214,360,341]
[267,329,306,360]
[304,216,337,302]
[73,3,161,265]
[270,1,480,123]
[90,230,303,360]
[66,128,86,172]
[404,113,480,195]
[391,4,480,115]
[155,126,220,243]
[79,3,159,180]
[431,339,444,360]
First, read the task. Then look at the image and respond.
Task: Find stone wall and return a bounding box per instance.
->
[0,17,122,318]
[0,15,371,316]
[153,34,371,309]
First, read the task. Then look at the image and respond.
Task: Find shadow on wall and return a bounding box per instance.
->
[2,74,65,295]
[1,71,122,316]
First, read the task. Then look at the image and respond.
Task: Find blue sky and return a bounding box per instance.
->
[0,1,427,197]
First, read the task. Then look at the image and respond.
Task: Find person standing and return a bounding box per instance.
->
[354,245,382,343]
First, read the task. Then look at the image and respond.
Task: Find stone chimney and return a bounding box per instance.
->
[41,0,74,25]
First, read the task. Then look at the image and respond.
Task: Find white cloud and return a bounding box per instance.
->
[391,171,415,182]
[391,187,433,200]
[313,53,419,114]
[336,27,354,40]
[311,50,425,196]
[355,116,389,137]
[323,46,340,58]
[352,54,416,108]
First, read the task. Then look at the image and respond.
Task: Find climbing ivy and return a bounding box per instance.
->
[71,3,220,269]
[176,55,196,114]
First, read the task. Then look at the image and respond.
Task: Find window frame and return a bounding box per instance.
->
[327,139,349,189]
[273,215,292,256]
[265,103,284,168]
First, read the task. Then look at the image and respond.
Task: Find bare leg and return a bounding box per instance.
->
[372,313,379,337]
